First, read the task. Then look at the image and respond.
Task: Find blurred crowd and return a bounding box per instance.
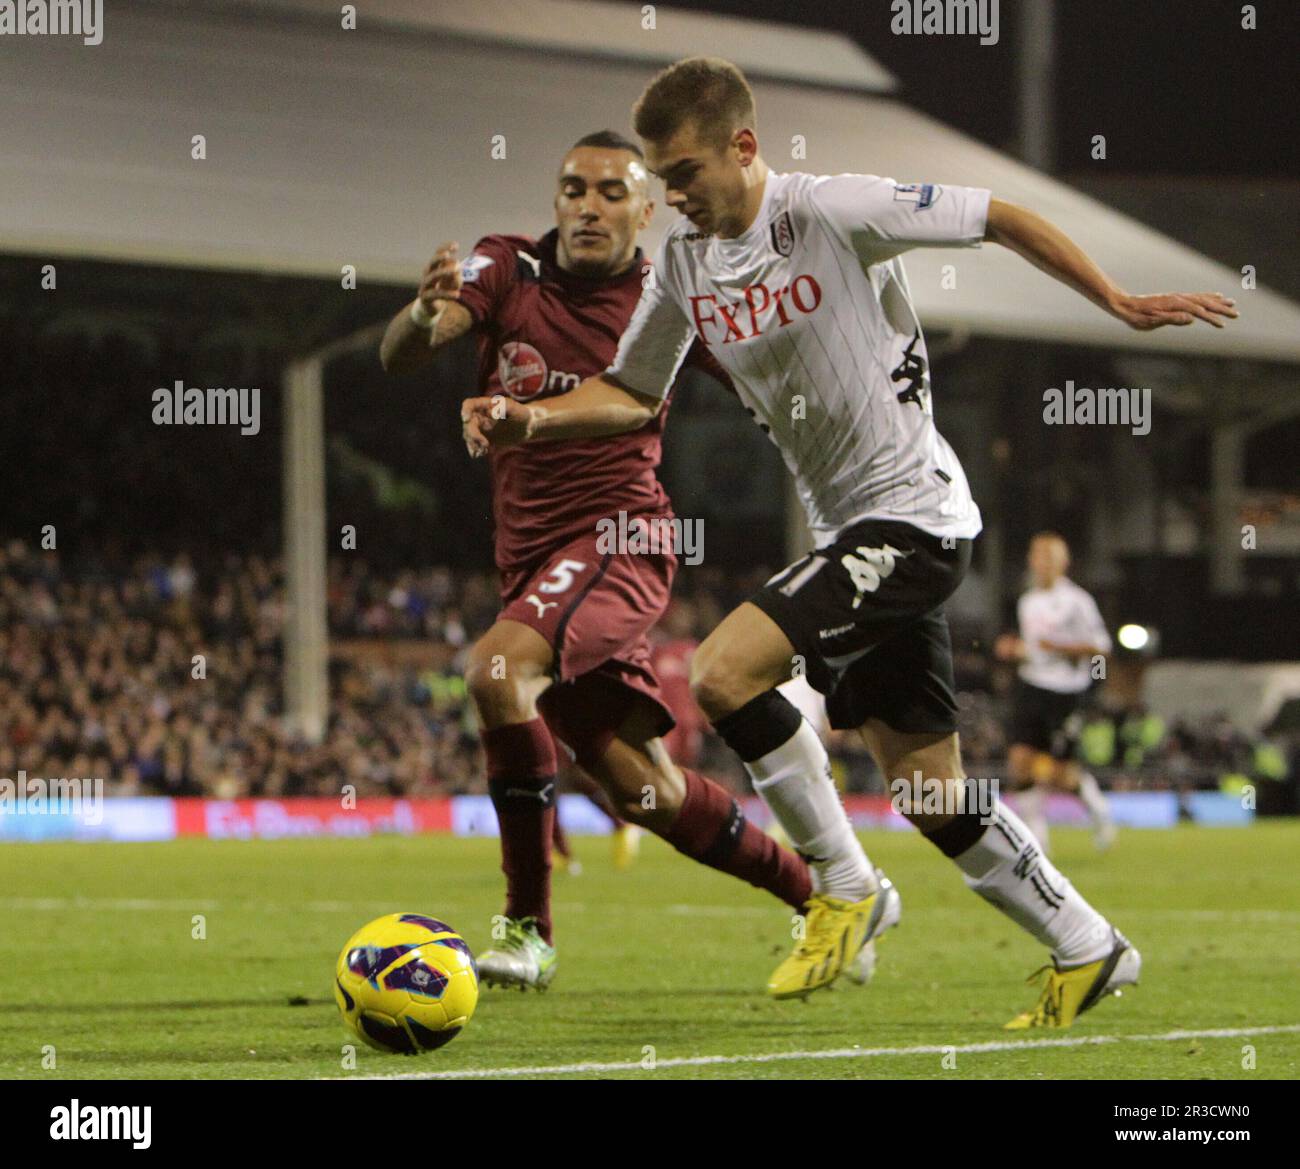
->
[0,541,485,799]
[0,538,1290,802]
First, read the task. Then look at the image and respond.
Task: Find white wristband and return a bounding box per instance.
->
[409,299,444,330]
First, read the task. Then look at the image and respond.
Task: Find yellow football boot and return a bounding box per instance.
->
[767,884,894,1000]
[1004,931,1141,1029]
[611,824,640,871]
[846,871,902,985]
[550,847,582,876]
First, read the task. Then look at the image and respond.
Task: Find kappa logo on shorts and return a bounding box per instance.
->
[841,544,910,609]
[819,622,855,640]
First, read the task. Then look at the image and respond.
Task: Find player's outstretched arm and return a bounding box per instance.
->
[460,374,660,457]
[983,199,1238,332]
[379,242,475,374]
[1038,639,1106,663]
[993,633,1027,662]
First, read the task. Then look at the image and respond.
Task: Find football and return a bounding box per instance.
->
[334,913,479,1055]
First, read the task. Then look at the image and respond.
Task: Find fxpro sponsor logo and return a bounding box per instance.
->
[0,0,102,45]
[889,771,999,824]
[0,770,103,825]
[50,1100,150,1150]
[890,0,999,45]
[1042,380,1151,436]
[689,274,823,344]
[595,510,704,566]
[152,381,261,435]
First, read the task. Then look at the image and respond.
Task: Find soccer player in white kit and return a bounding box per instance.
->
[462,57,1237,1026]
[997,534,1117,852]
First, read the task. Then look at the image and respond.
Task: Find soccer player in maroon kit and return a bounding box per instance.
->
[650,598,710,772]
[380,131,810,990]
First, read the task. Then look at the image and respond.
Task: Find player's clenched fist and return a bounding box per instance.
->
[418,242,464,313]
[461,395,537,457]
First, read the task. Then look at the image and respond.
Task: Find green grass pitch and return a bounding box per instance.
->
[1,823,1297,1080]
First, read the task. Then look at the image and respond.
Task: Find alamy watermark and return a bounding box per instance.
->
[890,771,999,823]
[1043,381,1151,436]
[890,0,999,46]
[50,1100,150,1150]
[0,0,102,45]
[152,382,261,435]
[596,510,703,566]
[0,771,104,824]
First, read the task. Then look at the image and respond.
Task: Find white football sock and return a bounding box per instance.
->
[1075,771,1112,828]
[746,719,876,902]
[1016,784,1050,854]
[953,800,1112,966]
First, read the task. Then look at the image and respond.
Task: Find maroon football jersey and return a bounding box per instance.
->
[456,228,724,572]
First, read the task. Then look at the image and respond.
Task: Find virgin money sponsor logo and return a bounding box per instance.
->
[689,274,823,344]
[498,341,548,400]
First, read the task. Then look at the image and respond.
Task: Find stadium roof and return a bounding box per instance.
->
[3,0,1298,362]
[243,0,900,94]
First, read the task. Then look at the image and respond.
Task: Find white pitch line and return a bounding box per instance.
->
[5,897,1297,922]
[0,896,223,911]
[0,897,401,913]
[337,1023,1300,1080]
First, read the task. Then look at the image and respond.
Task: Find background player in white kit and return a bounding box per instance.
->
[997,533,1117,853]
[463,57,1237,1025]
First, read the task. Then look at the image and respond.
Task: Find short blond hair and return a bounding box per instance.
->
[632,56,756,150]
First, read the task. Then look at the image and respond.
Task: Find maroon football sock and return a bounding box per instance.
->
[664,770,812,910]
[570,770,625,829]
[484,719,557,943]
[550,814,572,860]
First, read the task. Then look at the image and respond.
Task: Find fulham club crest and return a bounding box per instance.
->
[770,210,795,257]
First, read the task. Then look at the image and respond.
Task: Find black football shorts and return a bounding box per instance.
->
[748,518,972,733]
[1009,679,1085,759]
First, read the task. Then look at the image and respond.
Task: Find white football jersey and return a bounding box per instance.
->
[1017,577,1112,694]
[607,170,990,546]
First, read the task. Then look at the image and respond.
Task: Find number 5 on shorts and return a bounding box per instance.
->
[539,558,587,594]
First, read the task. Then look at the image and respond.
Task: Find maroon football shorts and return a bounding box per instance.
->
[498,527,677,768]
